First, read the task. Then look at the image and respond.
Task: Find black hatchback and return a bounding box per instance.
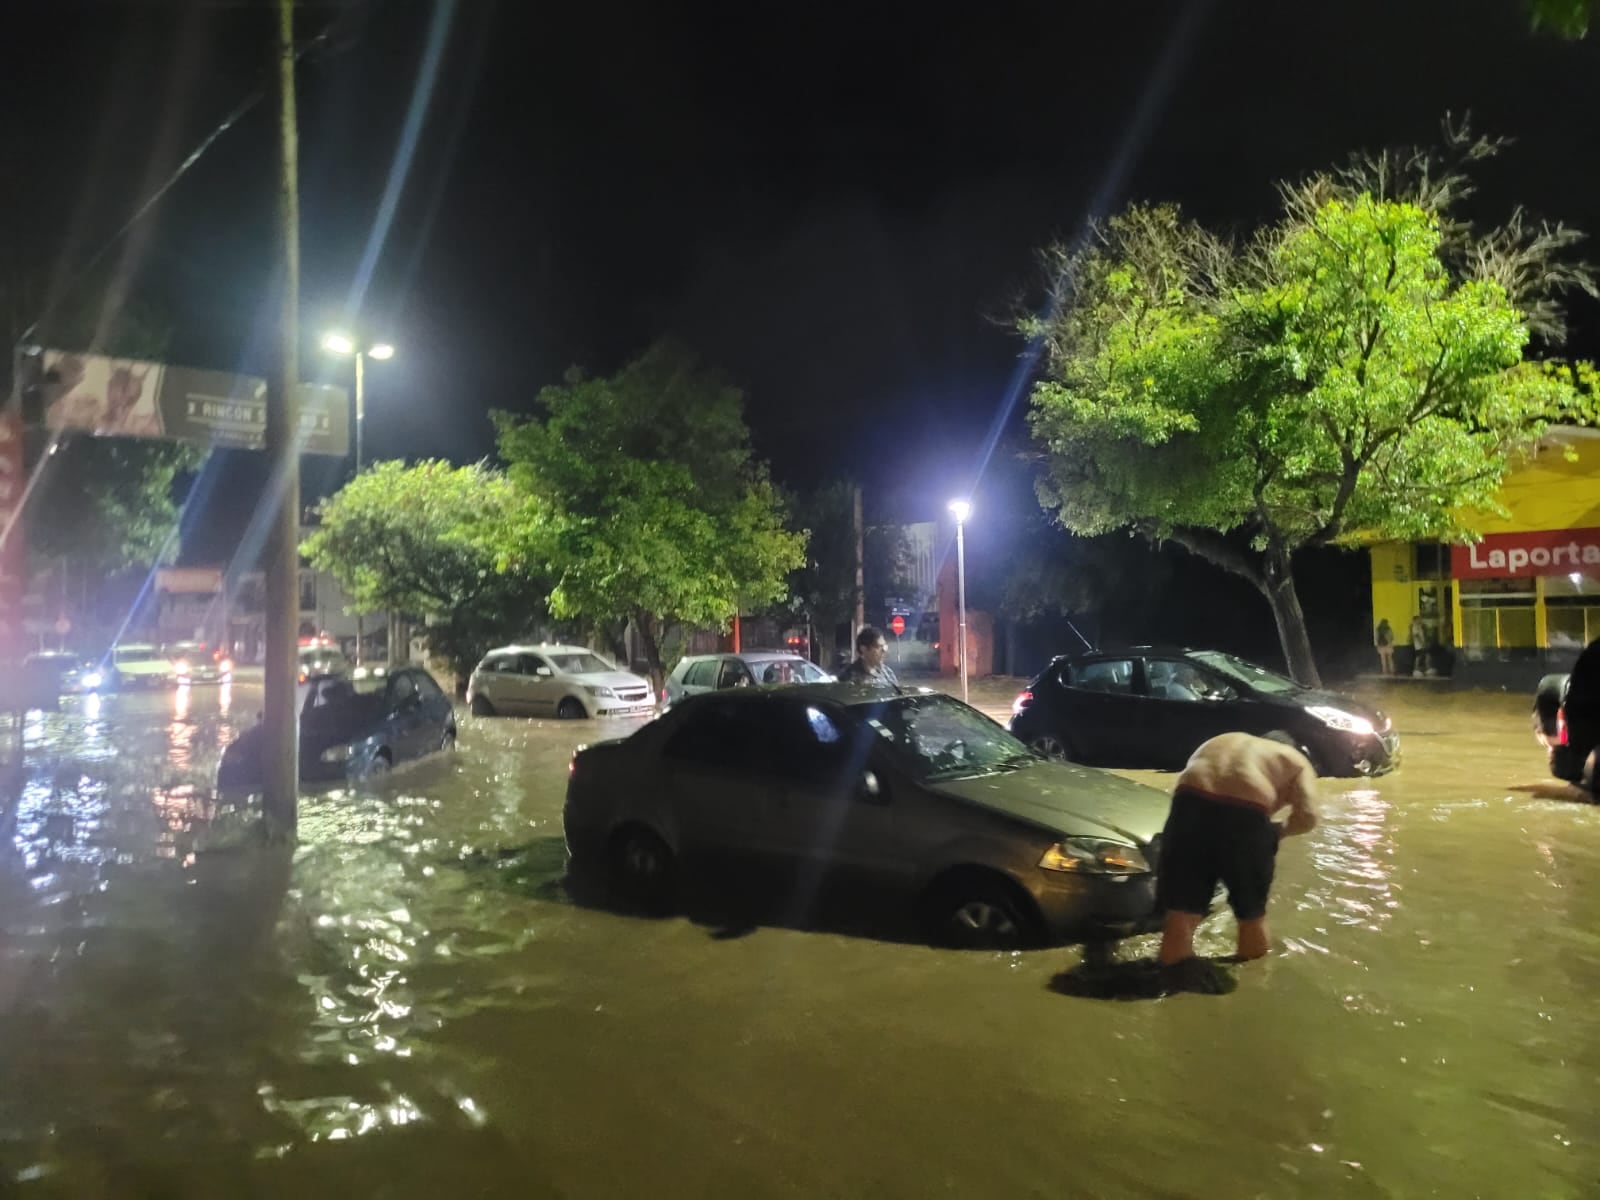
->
[1008,647,1399,777]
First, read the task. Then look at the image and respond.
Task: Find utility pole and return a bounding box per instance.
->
[262,0,301,835]
[852,483,865,651]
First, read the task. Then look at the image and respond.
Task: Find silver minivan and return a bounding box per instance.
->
[663,651,832,708]
[564,684,1171,948]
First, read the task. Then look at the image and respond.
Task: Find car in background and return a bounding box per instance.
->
[662,651,833,708]
[1532,638,1600,785]
[106,642,175,690]
[298,640,351,683]
[167,641,232,685]
[217,665,456,790]
[467,644,653,719]
[14,651,101,705]
[1008,647,1399,777]
[564,684,1172,949]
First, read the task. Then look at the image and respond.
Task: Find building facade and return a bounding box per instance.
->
[1369,427,1600,674]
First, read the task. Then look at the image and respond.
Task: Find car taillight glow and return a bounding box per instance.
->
[1012,689,1034,716]
[1558,707,1569,745]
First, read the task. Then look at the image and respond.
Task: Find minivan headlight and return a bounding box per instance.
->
[1306,705,1375,736]
[1038,838,1149,875]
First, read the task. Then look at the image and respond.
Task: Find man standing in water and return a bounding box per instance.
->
[838,626,900,689]
[1156,731,1319,967]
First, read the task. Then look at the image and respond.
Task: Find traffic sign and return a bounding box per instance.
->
[889,614,906,637]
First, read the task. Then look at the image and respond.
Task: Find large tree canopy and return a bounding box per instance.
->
[300,460,547,679]
[1025,144,1591,684]
[494,340,805,688]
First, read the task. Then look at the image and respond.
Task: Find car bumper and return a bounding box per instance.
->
[1335,731,1400,777]
[594,700,656,718]
[1027,870,1162,941]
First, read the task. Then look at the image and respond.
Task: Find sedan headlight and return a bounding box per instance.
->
[81,672,102,690]
[320,743,354,764]
[1306,705,1375,736]
[1038,838,1149,875]
[584,685,616,698]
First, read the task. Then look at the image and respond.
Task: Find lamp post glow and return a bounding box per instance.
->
[949,499,971,703]
[322,330,396,664]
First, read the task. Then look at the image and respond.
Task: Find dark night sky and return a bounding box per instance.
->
[7,0,1600,655]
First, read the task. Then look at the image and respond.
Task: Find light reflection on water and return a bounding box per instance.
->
[1,685,1598,1196]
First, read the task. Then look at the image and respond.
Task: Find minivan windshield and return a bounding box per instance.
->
[1191,650,1302,696]
[549,652,615,675]
[856,693,1034,782]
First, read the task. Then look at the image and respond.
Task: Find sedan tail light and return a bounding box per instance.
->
[1011,689,1034,717]
[1558,707,1569,746]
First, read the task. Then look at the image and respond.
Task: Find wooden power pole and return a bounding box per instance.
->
[263,0,301,835]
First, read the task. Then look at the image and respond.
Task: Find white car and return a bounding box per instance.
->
[467,643,655,719]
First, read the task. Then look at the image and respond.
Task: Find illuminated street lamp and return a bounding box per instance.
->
[322,331,396,664]
[320,330,396,475]
[949,499,971,703]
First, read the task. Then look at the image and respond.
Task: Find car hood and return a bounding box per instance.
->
[569,670,650,690]
[930,761,1171,845]
[1255,687,1388,725]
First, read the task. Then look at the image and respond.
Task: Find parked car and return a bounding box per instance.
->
[662,651,833,708]
[298,640,351,683]
[1532,637,1600,785]
[13,651,101,706]
[167,641,233,685]
[217,666,456,790]
[563,684,1171,948]
[1008,647,1399,777]
[106,642,175,690]
[467,644,654,719]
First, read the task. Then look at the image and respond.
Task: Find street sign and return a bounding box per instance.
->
[889,614,906,636]
[37,349,350,457]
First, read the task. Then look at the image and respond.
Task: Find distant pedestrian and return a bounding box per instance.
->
[1410,616,1430,677]
[1374,619,1395,676]
[838,626,900,690]
[1156,731,1318,969]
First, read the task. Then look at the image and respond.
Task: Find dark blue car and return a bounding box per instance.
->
[218,666,457,791]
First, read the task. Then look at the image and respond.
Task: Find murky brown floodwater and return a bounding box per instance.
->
[1,678,1597,1197]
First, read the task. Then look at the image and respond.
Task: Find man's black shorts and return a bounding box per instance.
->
[1155,787,1280,921]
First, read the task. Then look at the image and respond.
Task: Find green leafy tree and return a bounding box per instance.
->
[301,460,548,682]
[1024,136,1591,685]
[495,340,806,689]
[1529,0,1591,35]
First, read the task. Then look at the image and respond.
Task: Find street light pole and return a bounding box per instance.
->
[949,500,970,704]
[322,333,392,666]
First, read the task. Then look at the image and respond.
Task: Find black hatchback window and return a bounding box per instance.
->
[663,699,778,771]
[1065,659,1135,694]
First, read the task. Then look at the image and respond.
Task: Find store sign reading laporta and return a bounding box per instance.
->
[38,349,349,457]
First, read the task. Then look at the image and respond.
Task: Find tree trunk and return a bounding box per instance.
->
[635,610,665,694]
[1261,550,1321,687]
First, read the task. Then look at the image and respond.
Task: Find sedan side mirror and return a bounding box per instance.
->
[535,666,553,677]
[1203,687,1236,702]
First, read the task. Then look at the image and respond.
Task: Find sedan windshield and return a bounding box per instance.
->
[753,659,829,684]
[856,693,1033,782]
[1190,651,1302,696]
[549,652,615,675]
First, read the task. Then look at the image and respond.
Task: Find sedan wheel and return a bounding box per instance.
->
[557,697,587,721]
[926,875,1039,950]
[607,826,676,911]
[470,694,495,717]
[1029,733,1071,762]
[364,752,392,780]
[440,727,457,752]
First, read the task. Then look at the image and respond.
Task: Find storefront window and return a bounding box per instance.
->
[1459,578,1537,654]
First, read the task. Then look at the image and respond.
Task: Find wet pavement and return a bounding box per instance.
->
[1,678,1597,1197]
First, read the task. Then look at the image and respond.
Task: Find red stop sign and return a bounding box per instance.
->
[889,615,906,636]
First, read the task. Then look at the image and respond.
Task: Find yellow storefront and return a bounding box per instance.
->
[1369,427,1600,669]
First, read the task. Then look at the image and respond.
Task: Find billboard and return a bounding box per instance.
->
[38,349,349,457]
[1450,528,1600,579]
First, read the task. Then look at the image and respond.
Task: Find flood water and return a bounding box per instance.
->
[1,679,1596,1197]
